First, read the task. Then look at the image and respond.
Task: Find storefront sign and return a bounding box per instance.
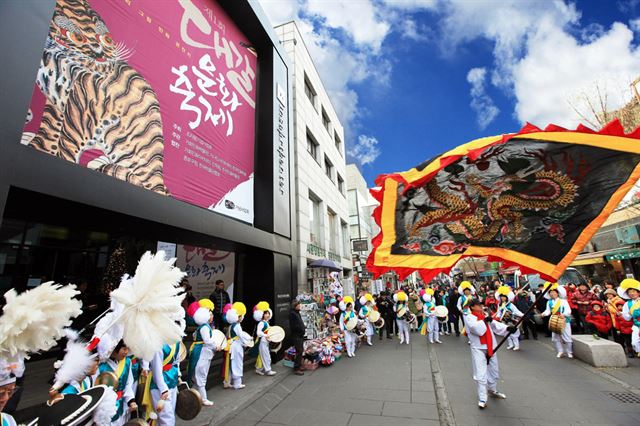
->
[175,244,235,300]
[273,50,290,237]
[21,0,257,223]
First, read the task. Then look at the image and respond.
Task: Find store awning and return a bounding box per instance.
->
[605,248,640,261]
[571,257,604,266]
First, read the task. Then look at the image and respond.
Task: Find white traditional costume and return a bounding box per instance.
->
[394,291,410,344]
[223,302,250,389]
[420,289,441,344]
[464,308,509,408]
[619,279,640,354]
[339,296,357,357]
[186,299,217,405]
[149,342,181,426]
[541,283,573,358]
[358,294,376,346]
[0,368,17,426]
[254,301,276,376]
[495,286,523,351]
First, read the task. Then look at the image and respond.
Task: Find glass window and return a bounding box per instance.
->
[335,132,342,156]
[328,210,338,253]
[324,156,333,181]
[341,220,349,258]
[337,175,344,194]
[304,75,317,110]
[322,108,330,132]
[309,194,322,245]
[307,131,318,162]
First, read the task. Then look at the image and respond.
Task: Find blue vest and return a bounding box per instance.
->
[99,357,131,420]
[150,343,180,390]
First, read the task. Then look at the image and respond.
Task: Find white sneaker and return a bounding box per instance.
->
[435,340,442,344]
[233,384,246,389]
[567,353,574,359]
[202,399,214,406]
[478,400,486,409]
[507,346,513,350]
[266,370,277,376]
[255,369,265,376]
[556,352,564,358]
[513,347,520,351]
[399,339,404,344]
[223,382,231,389]
[489,391,507,399]
[429,340,434,344]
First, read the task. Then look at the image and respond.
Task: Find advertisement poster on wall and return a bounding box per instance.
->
[175,244,235,300]
[21,0,257,223]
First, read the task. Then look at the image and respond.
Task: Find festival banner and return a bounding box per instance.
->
[175,244,234,300]
[367,121,640,283]
[21,0,257,223]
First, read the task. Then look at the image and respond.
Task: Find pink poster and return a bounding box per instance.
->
[21,0,257,223]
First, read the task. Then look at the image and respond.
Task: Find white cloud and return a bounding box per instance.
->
[381,0,437,11]
[258,0,302,26]
[512,22,640,128]
[466,67,500,129]
[306,0,390,53]
[399,18,431,42]
[348,135,381,166]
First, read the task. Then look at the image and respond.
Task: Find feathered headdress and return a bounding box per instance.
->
[52,336,96,391]
[420,288,434,303]
[191,299,214,326]
[497,285,514,302]
[339,296,354,311]
[0,282,82,357]
[458,281,475,295]
[618,278,640,300]
[359,294,375,306]
[393,291,408,303]
[543,282,566,299]
[224,302,246,324]
[253,301,272,322]
[107,251,186,361]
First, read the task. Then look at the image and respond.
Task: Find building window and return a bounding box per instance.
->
[307,130,318,162]
[309,193,322,245]
[335,132,342,156]
[304,74,317,111]
[337,174,344,194]
[324,156,333,181]
[322,108,331,133]
[328,209,338,253]
[341,220,349,257]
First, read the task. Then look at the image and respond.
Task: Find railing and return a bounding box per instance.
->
[307,243,326,257]
[328,251,341,263]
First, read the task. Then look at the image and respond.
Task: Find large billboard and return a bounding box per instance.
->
[21,0,257,223]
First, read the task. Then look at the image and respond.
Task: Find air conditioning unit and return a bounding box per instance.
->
[615,225,640,245]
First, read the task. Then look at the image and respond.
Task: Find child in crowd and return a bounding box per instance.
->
[584,300,612,339]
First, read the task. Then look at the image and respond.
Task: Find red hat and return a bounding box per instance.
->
[615,299,625,306]
[590,300,603,307]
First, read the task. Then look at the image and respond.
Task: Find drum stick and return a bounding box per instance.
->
[487,284,552,363]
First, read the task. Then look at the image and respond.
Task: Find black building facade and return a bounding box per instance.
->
[0,0,297,333]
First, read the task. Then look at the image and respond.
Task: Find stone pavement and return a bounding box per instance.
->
[181,332,640,426]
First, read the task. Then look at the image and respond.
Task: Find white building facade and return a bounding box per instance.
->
[275,22,352,293]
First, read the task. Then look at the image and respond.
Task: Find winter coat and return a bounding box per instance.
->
[617,315,633,335]
[585,310,612,334]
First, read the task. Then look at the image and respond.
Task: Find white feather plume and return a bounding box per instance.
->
[0,282,82,357]
[53,340,95,390]
[94,299,125,362]
[62,328,80,342]
[93,385,118,425]
[252,310,263,322]
[110,251,186,360]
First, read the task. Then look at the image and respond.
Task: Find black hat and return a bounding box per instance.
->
[28,385,108,426]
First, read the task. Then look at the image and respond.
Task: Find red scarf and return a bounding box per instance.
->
[472,311,494,356]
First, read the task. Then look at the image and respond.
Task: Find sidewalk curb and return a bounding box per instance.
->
[538,341,640,395]
[428,343,457,426]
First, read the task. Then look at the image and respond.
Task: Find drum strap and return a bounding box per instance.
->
[629,300,640,316]
[141,343,178,419]
[551,300,562,315]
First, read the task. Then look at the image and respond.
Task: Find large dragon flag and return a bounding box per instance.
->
[367,120,640,283]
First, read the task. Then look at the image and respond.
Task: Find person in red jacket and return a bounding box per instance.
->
[483,290,499,314]
[614,299,635,358]
[584,300,612,338]
[571,283,596,333]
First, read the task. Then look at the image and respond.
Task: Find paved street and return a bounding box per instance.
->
[182,332,640,426]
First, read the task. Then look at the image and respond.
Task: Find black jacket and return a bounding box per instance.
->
[209,289,231,315]
[289,310,306,338]
[514,295,533,320]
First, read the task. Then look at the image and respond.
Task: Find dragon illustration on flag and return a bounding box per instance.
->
[367,120,640,283]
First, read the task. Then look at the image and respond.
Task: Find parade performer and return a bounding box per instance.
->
[457,281,475,315]
[619,278,640,356]
[148,341,181,426]
[254,301,277,376]
[464,299,514,409]
[186,298,218,405]
[420,289,441,344]
[358,294,376,346]
[495,286,524,351]
[541,283,573,358]
[60,356,100,395]
[339,296,358,357]
[0,367,17,426]
[97,339,136,426]
[394,291,411,345]
[223,302,249,389]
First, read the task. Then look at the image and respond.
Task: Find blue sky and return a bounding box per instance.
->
[258,0,640,186]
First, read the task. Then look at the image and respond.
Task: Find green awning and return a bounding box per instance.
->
[605,249,640,261]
